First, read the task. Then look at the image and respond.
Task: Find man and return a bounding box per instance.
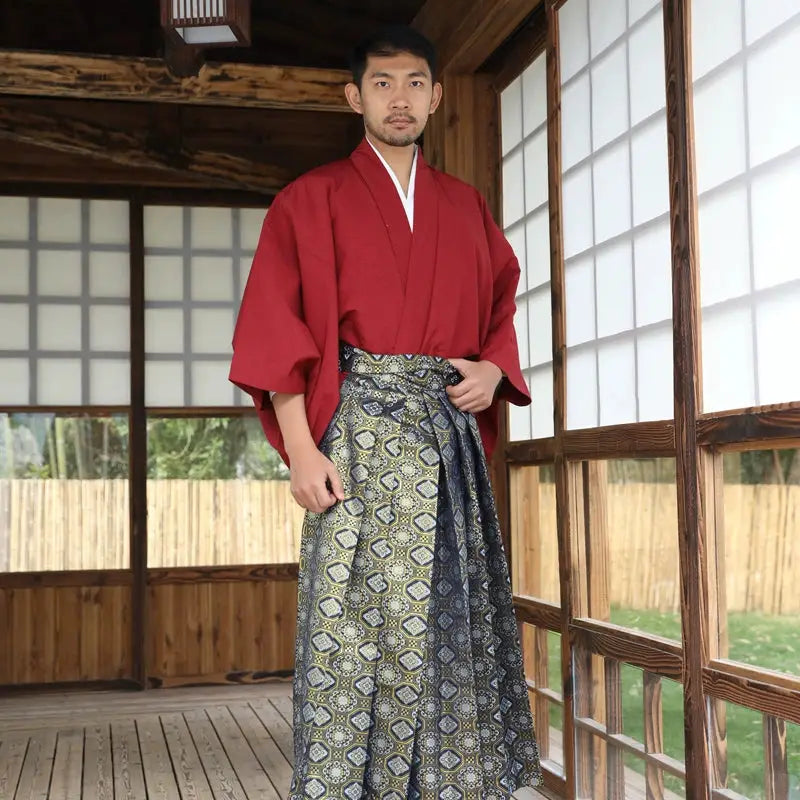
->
[230,25,541,800]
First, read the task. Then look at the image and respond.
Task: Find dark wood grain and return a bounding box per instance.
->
[563,421,675,460]
[698,406,800,448]
[505,438,557,464]
[662,0,710,796]
[513,594,561,631]
[571,618,683,681]
[0,51,349,111]
[763,714,789,800]
[147,563,299,585]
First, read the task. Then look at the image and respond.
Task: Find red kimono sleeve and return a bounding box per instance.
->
[229,182,340,466]
[475,194,532,460]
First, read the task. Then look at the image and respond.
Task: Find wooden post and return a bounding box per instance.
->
[545,0,576,794]
[763,714,788,800]
[661,1,710,797]
[129,193,147,688]
[644,671,665,800]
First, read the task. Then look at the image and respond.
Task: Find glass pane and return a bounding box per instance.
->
[584,459,682,641]
[147,416,294,567]
[0,412,129,571]
[510,464,559,604]
[719,448,800,679]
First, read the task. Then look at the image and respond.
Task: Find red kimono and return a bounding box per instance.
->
[229,138,530,465]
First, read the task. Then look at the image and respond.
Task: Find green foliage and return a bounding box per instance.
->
[1,413,288,481]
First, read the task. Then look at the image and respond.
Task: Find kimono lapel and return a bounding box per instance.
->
[349,139,413,288]
[393,155,440,347]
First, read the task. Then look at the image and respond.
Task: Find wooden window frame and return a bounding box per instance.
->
[491,1,800,798]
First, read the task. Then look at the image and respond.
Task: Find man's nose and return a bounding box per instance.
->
[389,91,410,108]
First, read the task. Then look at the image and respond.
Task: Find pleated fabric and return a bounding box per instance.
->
[289,344,541,800]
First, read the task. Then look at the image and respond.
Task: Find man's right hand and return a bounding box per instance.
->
[288,443,345,513]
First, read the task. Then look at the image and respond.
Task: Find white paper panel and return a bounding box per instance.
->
[0,197,28,241]
[747,25,800,167]
[144,205,183,248]
[38,305,81,351]
[528,289,553,367]
[0,250,29,294]
[191,207,233,250]
[637,325,674,420]
[38,359,82,404]
[531,365,555,438]
[240,208,266,252]
[522,54,547,136]
[145,256,184,301]
[0,304,28,350]
[598,337,637,425]
[631,115,670,225]
[561,74,592,170]
[508,396,532,441]
[628,11,666,125]
[592,141,631,243]
[90,251,129,298]
[596,240,634,337]
[591,43,628,149]
[628,0,660,26]
[698,185,750,306]
[38,199,81,244]
[693,66,746,194]
[702,306,755,412]
[90,306,129,352]
[691,0,742,80]
[559,0,590,83]
[506,223,526,292]
[565,255,595,346]
[146,361,184,406]
[501,76,523,156]
[191,309,233,354]
[0,359,29,404]
[38,251,82,296]
[745,0,798,45]
[145,309,184,354]
[192,360,235,406]
[514,297,529,367]
[526,209,551,289]
[90,359,130,404]
[751,155,800,290]
[633,220,672,326]
[590,0,627,57]
[524,130,549,213]
[756,290,800,405]
[502,149,525,226]
[562,166,594,258]
[567,346,598,429]
[191,256,234,301]
[89,200,129,245]
[239,258,252,301]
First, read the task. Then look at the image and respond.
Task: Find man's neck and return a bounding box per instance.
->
[366,133,416,194]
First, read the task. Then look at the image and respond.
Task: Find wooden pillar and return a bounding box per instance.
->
[661,1,710,797]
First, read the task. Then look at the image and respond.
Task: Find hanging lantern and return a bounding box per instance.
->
[161,0,251,47]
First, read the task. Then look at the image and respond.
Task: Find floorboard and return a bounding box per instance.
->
[0,682,552,798]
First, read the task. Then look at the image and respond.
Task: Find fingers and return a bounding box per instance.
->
[327,464,346,501]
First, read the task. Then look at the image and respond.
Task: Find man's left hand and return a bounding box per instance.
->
[445,359,503,413]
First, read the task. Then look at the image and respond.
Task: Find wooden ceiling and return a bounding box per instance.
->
[0,0,428,69]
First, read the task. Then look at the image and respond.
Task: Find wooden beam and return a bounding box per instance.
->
[0,50,350,112]
[413,0,544,74]
[662,0,711,794]
[0,102,293,194]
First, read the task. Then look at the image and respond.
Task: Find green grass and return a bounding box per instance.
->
[540,609,800,798]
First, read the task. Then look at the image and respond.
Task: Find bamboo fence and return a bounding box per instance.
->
[0,479,798,615]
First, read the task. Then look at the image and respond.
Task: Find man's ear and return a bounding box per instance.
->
[345,82,364,115]
[429,81,443,115]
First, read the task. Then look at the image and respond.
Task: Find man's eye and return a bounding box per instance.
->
[411,81,424,88]
[376,81,389,88]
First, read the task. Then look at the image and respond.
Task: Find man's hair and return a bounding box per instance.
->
[349,25,438,88]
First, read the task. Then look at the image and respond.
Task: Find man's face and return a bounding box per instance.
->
[346,52,442,147]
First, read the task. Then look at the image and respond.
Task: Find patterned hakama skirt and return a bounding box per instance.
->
[289,345,541,800]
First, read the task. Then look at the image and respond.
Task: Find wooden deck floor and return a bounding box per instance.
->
[0,682,550,799]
